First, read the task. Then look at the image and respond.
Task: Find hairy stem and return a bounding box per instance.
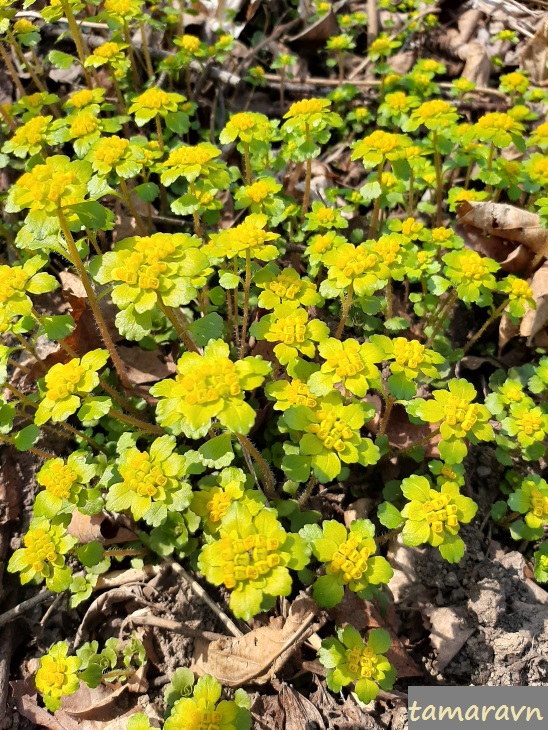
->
[463,298,509,354]
[119,178,148,235]
[109,408,164,435]
[433,130,443,227]
[57,208,133,391]
[239,249,252,359]
[156,295,200,353]
[235,433,276,500]
[335,282,353,339]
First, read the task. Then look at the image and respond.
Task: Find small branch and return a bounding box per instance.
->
[128,613,225,642]
[0,590,55,629]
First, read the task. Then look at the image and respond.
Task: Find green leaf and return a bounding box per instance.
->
[313,574,344,608]
[78,396,112,424]
[198,432,234,468]
[367,628,391,654]
[66,201,115,231]
[188,313,224,346]
[438,438,467,465]
[438,534,465,563]
[134,182,159,202]
[219,271,241,289]
[387,371,416,400]
[13,424,40,451]
[41,315,75,341]
[48,50,75,69]
[377,502,403,529]
[76,541,105,568]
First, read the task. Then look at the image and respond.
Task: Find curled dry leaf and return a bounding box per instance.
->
[191,594,320,686]
[520,15,548,83]
[457,201,548,257]
[520,261,548,340]
[279,683,326,730]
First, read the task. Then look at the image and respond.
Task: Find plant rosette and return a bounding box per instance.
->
[151,339,271,438]
[320,243,389,298]
[34,349,109,425]
[254,264,322,310]
[190,467,266,534]
[303,519,393,607]
[280,392,380,483]
[307,338,382,398]
[507,475,548,541]
[250,301,329,365]
[501,402,548,461]
[8,516,77,592]
[411,378,494,464]
[400,475,478,563]
[198,503,310,620]
[533,542,548,583]
[0,254,58,318]
[319,626,396,704]
[35,642,82,712]
[94,232,210,340]
[369,334,445,399]
[105,435,193,526]
[162,674,251,730]
[34,452,98,518]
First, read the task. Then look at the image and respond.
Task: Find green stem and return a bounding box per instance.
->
[123,21,140,89]
[0,433,54,460]
[119,178,148,235]
[335,282,353,339]
[298,474,317,508]
[189,182,201,237]
[57,208,133,391]
[486,142,495,196]
[462,299,509,354]
[0,42,26,97]
[6,31,49,96]
[407,168,414,216]
[425,291,458,347]
[388,427,441,459]
[60,0,92,87]
[433,130,443,227]
[108,408,164,435]
[386,276,393,320]
[239,249,252,359]
[301,125,312,222]
[243,141,252,186]
[156,295,200,353]
[280,68,285,111]
[235,433,276,500]
[369,159,384,237]
[139,20,154,79]
[155,114,164,151]
[379,395,396,436]
[375,526,403,545]
[232,257,240,349]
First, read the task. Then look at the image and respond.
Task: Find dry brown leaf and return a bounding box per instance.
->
[499,313,520,351]
[67,511,137,546]
[459,41,491,86]
[457,201,548,257]
[425,607,475,673]
[279,684,326,730]
[192,594,319,686]
[520,261,548,340]
[62,684,128,720]
[117,346,175,384]
[10,680,137,730]
[520,15,548,83]
[288,10,339,44]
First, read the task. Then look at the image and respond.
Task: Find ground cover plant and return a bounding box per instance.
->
[0,0,548,726]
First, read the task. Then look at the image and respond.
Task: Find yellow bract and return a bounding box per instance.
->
[308,411,354,453]
[39,462,78,500]
[421,492,459,533]
[326,534,372,584]
[119,451,167,498]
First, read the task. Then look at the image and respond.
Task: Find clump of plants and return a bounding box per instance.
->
[0,0,547,723]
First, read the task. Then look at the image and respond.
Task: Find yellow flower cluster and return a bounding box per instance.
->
[326,534,372,584]
[308,411,354,453]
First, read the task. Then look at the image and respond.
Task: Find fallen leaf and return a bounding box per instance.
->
[459,41,491,85]
[62,684,128,720]
[457,201,548,257]
[520,261,548,340]
[117,346,176,384]
[279,684,326,730]
[288,10,339,44]
[192,594,320,686]
[67,511,137,545]
[520,16,548,83]
[425,606,475,672]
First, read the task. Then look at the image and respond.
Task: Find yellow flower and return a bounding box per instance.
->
[351,130,410,167]
[177,33,202,54]
[523,154,548,187]
[528,121,548,149]
[407,100,459,131]
[69,111,98,138]
[13,18,37,33]
[207,213,280,261]
[219,111,273,144]
[35,643,82,712]
[65,88,105,109]
[470,112,525,148]
[2,114,51,157]
[499,71,529,95]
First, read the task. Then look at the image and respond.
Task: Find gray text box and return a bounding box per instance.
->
[409,687,547,730]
